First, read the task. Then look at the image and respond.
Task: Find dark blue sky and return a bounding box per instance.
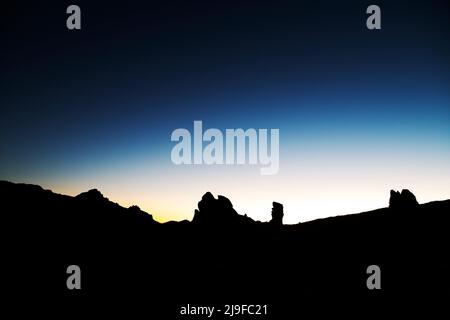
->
[1,0,449,222]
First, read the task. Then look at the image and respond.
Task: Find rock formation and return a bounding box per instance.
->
[270,202,284,225]
[389,189,419,209]
[192,192,255,226]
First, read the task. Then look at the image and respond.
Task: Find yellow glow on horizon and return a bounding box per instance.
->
[18,146,450,225]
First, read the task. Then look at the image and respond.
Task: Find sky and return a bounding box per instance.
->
[1,0,450,224]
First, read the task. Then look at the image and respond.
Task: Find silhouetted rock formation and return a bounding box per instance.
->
[270,201,284,225]
[389,189,419,209]
[75,188,106,202]
[192,192,255,226]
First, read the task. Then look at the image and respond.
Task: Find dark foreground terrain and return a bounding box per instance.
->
[1,180,449,317]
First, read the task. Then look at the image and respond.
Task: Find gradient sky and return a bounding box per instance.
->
[1,0,449,223]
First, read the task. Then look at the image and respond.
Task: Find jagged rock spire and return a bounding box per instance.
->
[270,202,284,225]
[389,189,419,209]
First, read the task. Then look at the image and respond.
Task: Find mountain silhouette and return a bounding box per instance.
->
[1,180,449,316]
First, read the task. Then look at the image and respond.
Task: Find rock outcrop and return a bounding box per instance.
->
[192,192,255,226]
[389,189,419,209]
[270,202,284,225]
